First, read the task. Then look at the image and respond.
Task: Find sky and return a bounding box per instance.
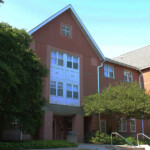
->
[0,0,150,58]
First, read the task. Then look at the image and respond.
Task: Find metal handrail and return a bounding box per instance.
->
[137,133,150,146]
[111,132,140,150]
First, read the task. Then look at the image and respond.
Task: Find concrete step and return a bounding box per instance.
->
[114,145,145,150]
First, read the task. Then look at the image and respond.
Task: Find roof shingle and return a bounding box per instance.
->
[112,45,150,70]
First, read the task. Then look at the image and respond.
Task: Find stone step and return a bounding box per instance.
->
[115,146,145,150]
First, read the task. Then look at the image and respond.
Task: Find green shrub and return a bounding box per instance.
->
[90,131,111,144]
[90,131,138,145]
[0,140,78,150]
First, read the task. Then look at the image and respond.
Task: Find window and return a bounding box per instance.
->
[50,81,63,96]
[50,81,56,95]
[101,120,106,133]
[124,70,132,82]
[57,82,63,96]
[67,55,79,69]
[130,118,136,132]
[67,84,72,98]
[73,85,78,99]
[51,51,64,66]
[67,84,78,99]
[62,25,71,36]
[104,64,114,78]
[119,118,127,132]
[67,55,72,68]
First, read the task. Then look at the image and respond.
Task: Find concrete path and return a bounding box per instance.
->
[27,143,116,150]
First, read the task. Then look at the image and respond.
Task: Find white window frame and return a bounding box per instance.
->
[104,64,114,78]
[66,83,79,100]
[124,70,133,82]
[130,118,136,132]
[119,118,127,132]
[51,50,64,67]
[67,54,79,70]
[50,80,63,97]
[62,25,71,36]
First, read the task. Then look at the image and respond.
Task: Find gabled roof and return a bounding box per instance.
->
[112,45,150,70]
[29,4,105,61]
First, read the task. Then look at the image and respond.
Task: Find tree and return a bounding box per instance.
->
[0,0,4,4]
[0,23,48,140]
[83,82,150,131]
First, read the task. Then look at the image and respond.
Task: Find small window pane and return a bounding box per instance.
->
[104,71,108,77]
[67,84,72,98]
[124,76,127,82]
[73,63,78,69]
[73,56,78,63]
[67,91,72,98]
[109,72,113,78]
[73,85,78,91]
[51,51,57,57]
[50,81,56,96]
[58,52,63,59]
[62,25,65,30]
[58,82,63,89]
[50,88,56,95]
[58,59,63,66]
[50,81,56,88]
[108,66,113,72]
[67,55,72,61]
[67,84,72,90]
[104,65,108,71]
[67,61,72,68]
[51,58,57,65]
[58,89,63,96]
[73,92,78,99]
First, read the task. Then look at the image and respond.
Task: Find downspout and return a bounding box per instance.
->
[97,60,106,134]
[139,70,144,140]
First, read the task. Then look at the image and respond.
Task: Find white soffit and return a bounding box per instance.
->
[28,4,105,61]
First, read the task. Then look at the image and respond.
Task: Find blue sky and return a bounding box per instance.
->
[0,0,150,58]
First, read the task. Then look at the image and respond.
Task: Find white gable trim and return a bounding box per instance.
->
[28,4,105,61]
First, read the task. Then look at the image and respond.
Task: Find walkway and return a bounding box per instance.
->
[27,143,116,150]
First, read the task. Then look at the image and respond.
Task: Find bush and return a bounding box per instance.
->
[0,140,78,150]
[90,131,137,145]
[90,131,111,144]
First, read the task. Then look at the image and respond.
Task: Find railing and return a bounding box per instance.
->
[111,132,140,150]
[137,133,150,146]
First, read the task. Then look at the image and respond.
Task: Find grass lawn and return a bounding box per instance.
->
[0,140,78,150]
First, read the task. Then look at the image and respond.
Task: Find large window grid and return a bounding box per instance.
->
[51,51,79,70]
[104,64,114,78]
[124,70,133,82]
[50,81,63,97]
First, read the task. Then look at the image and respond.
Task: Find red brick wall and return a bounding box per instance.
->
[72,114,84,142]
[142,68,150,93]
[38,111,53,140]
[32,10,101,103]
[99,62,140,91]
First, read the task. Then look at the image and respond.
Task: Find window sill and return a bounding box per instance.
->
[104,76,115,79]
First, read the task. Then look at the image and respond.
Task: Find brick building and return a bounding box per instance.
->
[4,5,150,141]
